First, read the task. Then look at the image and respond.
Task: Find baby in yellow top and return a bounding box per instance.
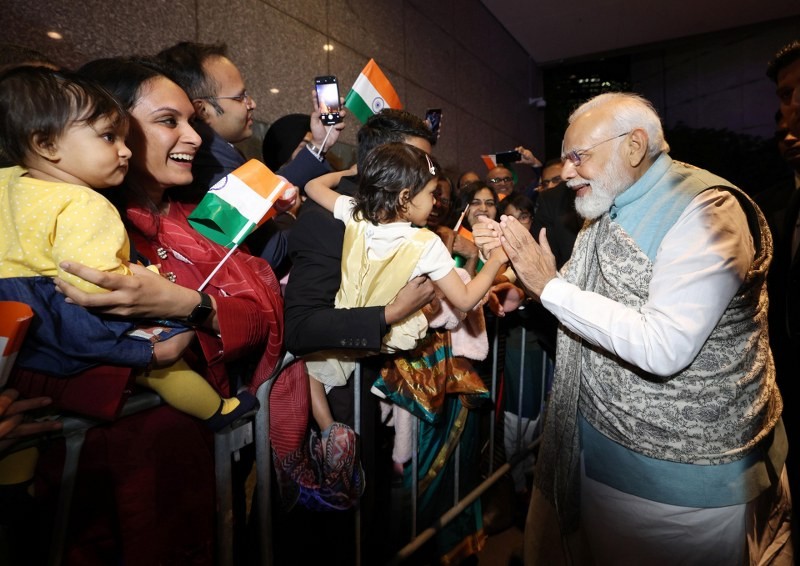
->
[0,166,131,292]
[0,66,256,431]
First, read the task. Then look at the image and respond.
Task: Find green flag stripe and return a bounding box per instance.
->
[344,91,374,124]
[188,193,253,247]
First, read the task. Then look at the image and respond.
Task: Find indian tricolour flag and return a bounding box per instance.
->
[189,159,291,248]
[0,301,34,388]
[481,154,500,170]
[344,59,402,124]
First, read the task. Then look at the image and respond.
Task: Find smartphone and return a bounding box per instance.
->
[314,76,342,125]
[494,149,521,164]
[425,108,442,139]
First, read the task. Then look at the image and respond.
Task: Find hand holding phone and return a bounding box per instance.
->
[425,108,442,140]
[315,76,342,125]
[494,150,521,164]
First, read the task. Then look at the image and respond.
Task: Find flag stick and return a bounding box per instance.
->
[196,178,289,291]
[197,220,254,291]
[453,203,470,232]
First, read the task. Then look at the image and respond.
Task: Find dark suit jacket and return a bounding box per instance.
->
[284,176,387,355]
[531,182,582,269]
[787,189,800,345]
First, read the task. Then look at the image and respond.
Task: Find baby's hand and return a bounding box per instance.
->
[274,185,298,213]
[152,330,196,367]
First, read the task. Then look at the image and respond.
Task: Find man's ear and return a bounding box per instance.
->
[193,99,211,121]
[627,128,649,167]
[30,132,59,161]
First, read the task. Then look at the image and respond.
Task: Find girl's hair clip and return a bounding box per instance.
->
[424,153,436,175]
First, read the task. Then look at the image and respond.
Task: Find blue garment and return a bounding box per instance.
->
[190,121,248,189]
[581,414,787,507]
[0,277,173,375]
[610,154,734,261]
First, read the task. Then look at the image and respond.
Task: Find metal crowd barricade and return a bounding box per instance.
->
[44,391,164,566]
[32,389,259,566]
[253,317,551,566]
[390,316,550,564]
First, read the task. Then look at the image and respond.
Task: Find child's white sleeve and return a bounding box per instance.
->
[417,237,456,281]
[332,195,357,224]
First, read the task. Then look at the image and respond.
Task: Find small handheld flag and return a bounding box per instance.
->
[0,301,34,388]
[481,154,499,170]
[189,160,291,248]
[344,59,402,124]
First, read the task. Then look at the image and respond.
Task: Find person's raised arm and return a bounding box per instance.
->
[304,167,357,212]
[515,146,543,168]
[434,249,507,312]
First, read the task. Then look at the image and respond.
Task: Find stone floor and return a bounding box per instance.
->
[478,524,525,565]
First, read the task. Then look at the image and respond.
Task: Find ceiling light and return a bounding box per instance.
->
[323,44,334,52]
[270,88,280,94]
[47,30,63,40]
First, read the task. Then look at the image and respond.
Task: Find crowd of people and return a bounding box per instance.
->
[0,37,796,566]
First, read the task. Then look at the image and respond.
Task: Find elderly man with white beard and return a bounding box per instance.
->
[474,92,792,565]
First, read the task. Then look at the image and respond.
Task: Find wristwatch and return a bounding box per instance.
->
[187,291,213,326]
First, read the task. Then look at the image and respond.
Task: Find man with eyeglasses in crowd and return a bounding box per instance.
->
[538,158,563,192]
[156,42,344,264]
[475,92,792,565]
[485,164,516,197]
[487,146,547,202]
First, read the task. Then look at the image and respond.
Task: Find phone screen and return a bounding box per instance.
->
[315,76,341,125]
[425,108,442,138]
[495,150,521,164]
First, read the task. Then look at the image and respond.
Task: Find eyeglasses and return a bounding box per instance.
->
[470,199,496,208]
[561,131,631,167]
[198,90,252,104]
[540,175,562,188]
[432,191,451,207]
[488,176,513,184]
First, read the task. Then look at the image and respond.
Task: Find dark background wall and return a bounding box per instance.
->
[1,2,796,185]
[1,0,543,180]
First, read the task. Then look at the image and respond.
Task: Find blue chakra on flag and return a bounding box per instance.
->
[371,97,385,112]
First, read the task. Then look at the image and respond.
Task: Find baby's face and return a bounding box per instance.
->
[54,114,131,189]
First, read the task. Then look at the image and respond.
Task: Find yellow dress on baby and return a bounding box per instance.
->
[0,166,131,293]
[0,166,234,425]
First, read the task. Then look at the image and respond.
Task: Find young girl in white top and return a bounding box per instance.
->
[304,142,508,439]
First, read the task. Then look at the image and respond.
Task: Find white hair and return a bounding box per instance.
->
[569,92,670,158]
